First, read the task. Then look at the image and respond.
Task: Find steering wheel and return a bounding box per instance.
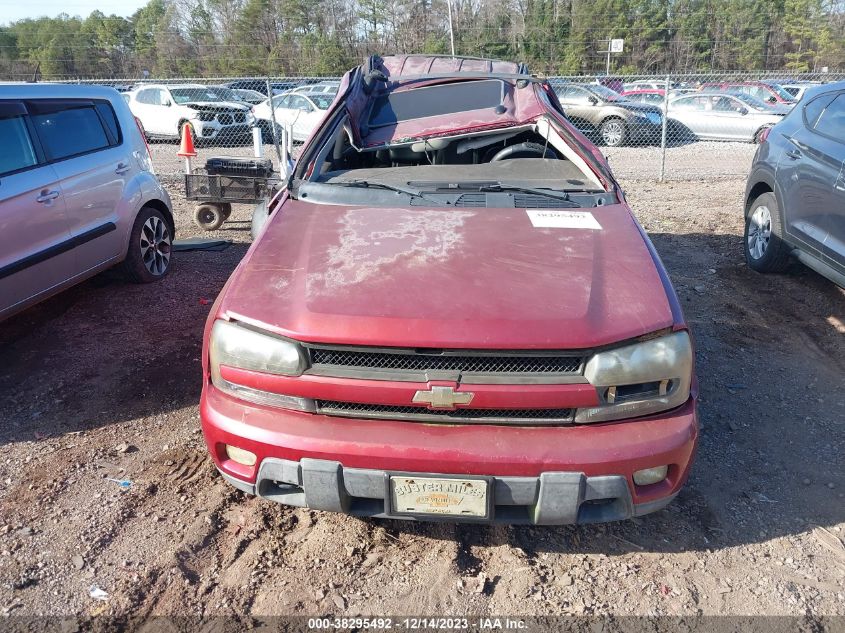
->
[489,141,559,161]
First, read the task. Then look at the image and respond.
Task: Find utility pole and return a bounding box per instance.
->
[447,0,456,57]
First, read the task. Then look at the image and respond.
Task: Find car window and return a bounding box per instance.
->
[311,95,333,110]
[94,102,121,143]
[803,93,837,129]
[272,95,291,108]
[293,96,314,111]
[644,94,663,104]
[714,96,743,112]
[557,86,593,105]
[813,94,845,139]
[672,96,705,112]
[136,89,156,105]
[0,111,38,176]
[31,103,112,162]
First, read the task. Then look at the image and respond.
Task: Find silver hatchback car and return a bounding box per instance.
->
[1,84,174,321]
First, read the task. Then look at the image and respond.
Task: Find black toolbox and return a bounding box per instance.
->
[204,156,274,179]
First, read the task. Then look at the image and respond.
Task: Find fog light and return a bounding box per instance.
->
[633,465,668,486]
[225,445,257,466]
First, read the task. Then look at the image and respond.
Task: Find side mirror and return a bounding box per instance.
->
[739,107,749,115]
[767,96,776,103]
[588,96,598,105]
[162,99,172,107]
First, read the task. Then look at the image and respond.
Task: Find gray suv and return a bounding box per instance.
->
[744,81,845,288]
[0,84,175,322]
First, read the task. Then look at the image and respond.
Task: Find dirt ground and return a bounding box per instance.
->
[0,158,844,627]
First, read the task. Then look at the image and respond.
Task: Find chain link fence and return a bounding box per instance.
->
[63,71,844,182]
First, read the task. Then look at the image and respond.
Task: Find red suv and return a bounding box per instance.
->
[200,55,699,525]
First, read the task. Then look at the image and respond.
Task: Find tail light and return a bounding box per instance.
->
[758,127,772,144]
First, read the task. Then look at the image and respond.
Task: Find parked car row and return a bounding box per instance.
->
[554,79,805,146]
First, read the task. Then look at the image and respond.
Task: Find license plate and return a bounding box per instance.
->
[389,476,489,518]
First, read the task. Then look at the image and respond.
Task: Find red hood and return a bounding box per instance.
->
[219,201,674,349]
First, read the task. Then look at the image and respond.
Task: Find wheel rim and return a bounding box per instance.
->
[603,121,623,145]
[747,205,772,260]
[140,216,171,276]
[199,208,216,225]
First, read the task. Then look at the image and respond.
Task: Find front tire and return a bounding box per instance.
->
[744,192,791,272]
[601,118,627,147]
[122,207,173,283]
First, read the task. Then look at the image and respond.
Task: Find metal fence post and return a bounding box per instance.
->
[266,77,283,166]
[659,73,670,182]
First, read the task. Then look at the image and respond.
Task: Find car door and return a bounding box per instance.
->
[808,93,845,265]
[667,96,709,139]
[271,94,293,124]
[288,95,320,140]
[130,88,159,135]
[0,101,75,318]
[778,91,841,259]
[28,99,133,275]
[140,88,175,136]
[709,95,751,140]
[555,86,598,133]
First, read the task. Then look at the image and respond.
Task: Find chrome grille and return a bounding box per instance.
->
[218,113,233,125]
[309,348,583,375]
[317,400,574,425]
[234,112,246,123]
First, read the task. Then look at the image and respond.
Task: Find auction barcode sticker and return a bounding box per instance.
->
[526,209,602,230]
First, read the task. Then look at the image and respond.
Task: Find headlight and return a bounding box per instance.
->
[209,320,312,410]
[576,331,693,423]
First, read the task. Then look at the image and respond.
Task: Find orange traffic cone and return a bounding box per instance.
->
[177,123,197,158]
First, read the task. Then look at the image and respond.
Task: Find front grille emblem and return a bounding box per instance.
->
[412,386,474,410]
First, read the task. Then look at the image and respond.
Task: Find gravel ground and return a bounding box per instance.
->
[0,166,843,627]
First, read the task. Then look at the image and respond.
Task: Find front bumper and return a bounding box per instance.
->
[201,385,698,525]
[219,458,677,524]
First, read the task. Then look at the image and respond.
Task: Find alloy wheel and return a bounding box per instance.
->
[602,120,624,146]
[140,216,172,276]
[747,205,772,260]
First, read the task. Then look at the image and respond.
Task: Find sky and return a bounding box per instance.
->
[0,0,150,24]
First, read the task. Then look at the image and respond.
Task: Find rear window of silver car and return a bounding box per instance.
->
[0,114,37,176]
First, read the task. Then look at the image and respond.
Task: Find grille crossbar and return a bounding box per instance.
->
[317,400,574,425]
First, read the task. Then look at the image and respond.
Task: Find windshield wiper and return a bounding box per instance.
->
[331,180,442,204]
[473,183,573,202]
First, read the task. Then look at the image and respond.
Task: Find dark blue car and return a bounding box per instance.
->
[744,81,845,288]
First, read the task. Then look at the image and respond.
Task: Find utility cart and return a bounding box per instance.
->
[184,157,280,231]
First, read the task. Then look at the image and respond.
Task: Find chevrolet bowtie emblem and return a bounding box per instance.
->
[412,386,475,410]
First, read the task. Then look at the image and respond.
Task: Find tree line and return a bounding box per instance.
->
[1,0,843,79]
